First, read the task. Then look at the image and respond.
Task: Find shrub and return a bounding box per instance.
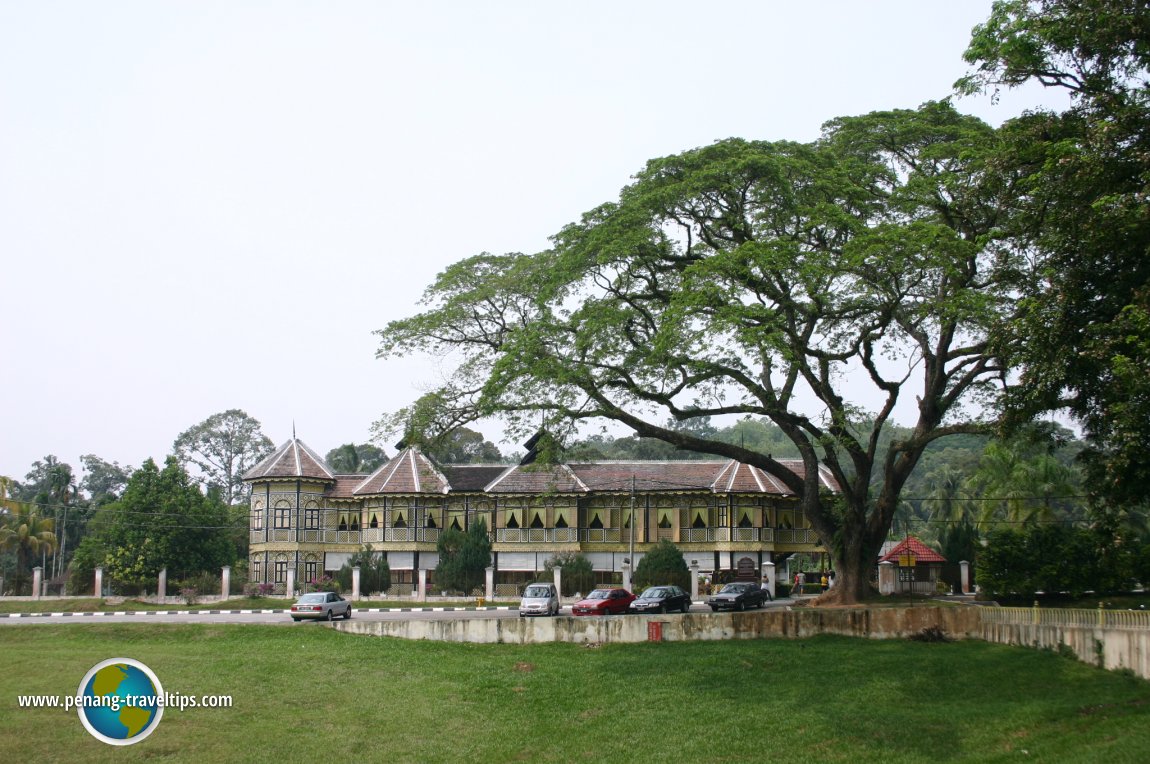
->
[336,548,391,595]
[544,552,594,596]
[308,575,340,593]
[177,571,221,598]
[436,520,491,594]
[633,540,689,591]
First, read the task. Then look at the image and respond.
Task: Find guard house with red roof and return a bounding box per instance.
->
[242,433,838,596]
[878,536,947,595]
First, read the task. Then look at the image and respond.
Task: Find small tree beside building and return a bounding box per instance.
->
[435,519,492,594]
[633,540,690,591]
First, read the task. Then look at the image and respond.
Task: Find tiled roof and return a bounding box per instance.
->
[440,464,511,491]
[485,463,589,493]
[880,536,947,564]
[353,447,451,495]
[243,435,841,498]
[242,439,335,482]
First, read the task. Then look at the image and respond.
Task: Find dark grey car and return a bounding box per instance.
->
[707,581,769,611]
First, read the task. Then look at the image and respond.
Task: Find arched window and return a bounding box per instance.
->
[252,500,264,530]
[273,501,291,529]
[304,554,320,585]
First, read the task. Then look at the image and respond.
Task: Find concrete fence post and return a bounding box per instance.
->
[485,566,494,602]
[417,568,427,601]
[959,560,970,594]
[552,565,562,597]
[158,568,167,599]
[221,566,231,600]
[94,566,104,597]
[286,568,296,599]
[621,563,632,593]
[763,560,776,600]
[32,566,42,600]
[689,561,700,602]
[878,560,896,595]
[352,566,361,600]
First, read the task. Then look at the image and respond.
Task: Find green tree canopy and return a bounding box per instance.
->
[173,409,274,505]
[324,443,388,474]
[434,519,492,594]
[79,454,131,505]
[379,102,1022,604]
[544,551,594,596]
[0,477,57,595]
[959,0,1150,507]
[85,457,234,590]
[633,540,690,592]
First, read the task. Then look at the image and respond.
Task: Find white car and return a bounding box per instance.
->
[519,583,560,617]
[291,591,352,621]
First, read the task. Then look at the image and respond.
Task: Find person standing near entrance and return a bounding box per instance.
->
[820,573,829,593]
[793,571,804,596]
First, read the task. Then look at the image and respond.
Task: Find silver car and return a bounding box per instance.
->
[291,591,352,621]
[519,582,560,617]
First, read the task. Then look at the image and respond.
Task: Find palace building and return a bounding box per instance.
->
[242,435,834,594]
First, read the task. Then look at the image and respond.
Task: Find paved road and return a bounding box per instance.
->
[0,599,796,626]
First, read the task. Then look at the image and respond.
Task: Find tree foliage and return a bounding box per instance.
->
[0,477,57,595]
[979,523,1132,600]
[544,551,594,596]
[173,409,274,505]
[434,519,492,594]
[85,457,234,591]
[633,540,690,591]
[374,393,504,464]
[79,454,131,505]
[959,0,1150,507]
[336,547,391,595]
[379,102,1022,604]
[324,443,388,474]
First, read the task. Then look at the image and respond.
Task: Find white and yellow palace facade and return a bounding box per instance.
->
[243,437,834,594]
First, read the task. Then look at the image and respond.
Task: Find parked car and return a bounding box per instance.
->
[629,585,691,614]
[519,582,561,617]
[572,588,636,616]
[707,581,769,611]
[291,591,352,621]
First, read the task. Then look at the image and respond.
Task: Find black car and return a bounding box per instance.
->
[629,585,692,614]
[707,581,770,611]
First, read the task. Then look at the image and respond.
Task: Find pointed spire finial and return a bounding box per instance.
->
[293,420,297,441]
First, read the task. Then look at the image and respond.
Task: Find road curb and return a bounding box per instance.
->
[2,606,519,619]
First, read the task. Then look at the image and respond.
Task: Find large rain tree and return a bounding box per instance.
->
[378,102,1020,604]
[173,409,274,505]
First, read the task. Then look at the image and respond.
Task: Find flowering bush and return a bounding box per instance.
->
[309,576,340,593]
[243,582,276,598]
[180,587,198,605]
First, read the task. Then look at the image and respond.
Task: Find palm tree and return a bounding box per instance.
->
[967,441,1084,528]
[0,481,58,595]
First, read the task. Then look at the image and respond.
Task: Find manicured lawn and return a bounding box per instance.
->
[1,625,1147,763]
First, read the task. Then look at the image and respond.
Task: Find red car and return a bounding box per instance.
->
[572,588,636,616]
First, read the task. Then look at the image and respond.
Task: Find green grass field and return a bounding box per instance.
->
[2,624,1148,763]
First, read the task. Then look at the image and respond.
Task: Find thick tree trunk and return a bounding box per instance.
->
[806,505,886,607]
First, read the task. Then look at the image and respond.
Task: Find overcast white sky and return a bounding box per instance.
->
[1,1,1068,483]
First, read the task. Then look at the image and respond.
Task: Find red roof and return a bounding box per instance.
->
[880,536,946,564]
